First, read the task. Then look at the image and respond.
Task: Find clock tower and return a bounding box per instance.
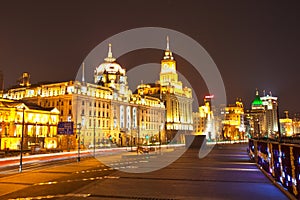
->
[159,36,180,87]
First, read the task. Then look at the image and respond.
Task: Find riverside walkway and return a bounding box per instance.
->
[0,143,289,200]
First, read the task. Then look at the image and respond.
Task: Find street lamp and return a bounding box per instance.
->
[93,116,96,157]
[19,106,25,173]
[137,107,141,154]
[159,125,161,153]
[77,123,81,162]
[130,109,134,152]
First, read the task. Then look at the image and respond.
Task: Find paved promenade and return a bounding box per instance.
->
[0,143,289,200]
[80,143,288,200]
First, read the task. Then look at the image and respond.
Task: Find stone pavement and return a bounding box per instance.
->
[73,143,290,200]
[0,143,291,200]
[0,158,104,197]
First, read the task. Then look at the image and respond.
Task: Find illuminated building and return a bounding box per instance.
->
[19,72,31,87]
[93,44,165,146]
[261,91,278,137]
[0,99,59,150]
[192,112,203,135]
[279,111,300,136]
[193,95,215,140]
[221,99,245,140]
[4,44,165,149]
[247,89,279,139]
[130,94,166,145]
[247,90,266,138]
[293,116,300,135]
[135,37,193,142]
[201,95,216,140]
[280,111,294,136]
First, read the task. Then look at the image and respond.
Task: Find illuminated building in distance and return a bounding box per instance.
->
[246,90,266,138]
[280,111,294,136]
[192,95,215,140]
[246,89,279,139]
[261,91,278,138]
[279,111,300,137]
[221,99,245,140]
[93,44,165,146]
[4,44,165,149]
[0,98,59,150]
[135,37,193,142]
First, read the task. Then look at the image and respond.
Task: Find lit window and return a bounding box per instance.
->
[120,105,124,128]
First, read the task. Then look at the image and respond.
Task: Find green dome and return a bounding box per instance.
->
[252,92,262,106]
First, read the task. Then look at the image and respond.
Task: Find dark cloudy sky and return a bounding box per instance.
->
[0,0,299,115]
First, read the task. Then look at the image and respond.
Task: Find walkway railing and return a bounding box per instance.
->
[249,139,300,198]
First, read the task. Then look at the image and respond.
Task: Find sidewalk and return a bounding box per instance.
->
[0,144,290,200]
[0,148,164,198]
[0,158,103,197]
[74,143,290,200]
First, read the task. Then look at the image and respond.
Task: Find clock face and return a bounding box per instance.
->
[163,64,168,70]
[171,63,175,70]
[162,62,176,73]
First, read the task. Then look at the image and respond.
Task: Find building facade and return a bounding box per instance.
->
[0,99,59,151]
[221,99,245,140]
[279,111,300,137]
[4,44,165,149]
[135,37,193,143]
[192,95,215,139]
[261,92,278,138]
[246,90,279,139]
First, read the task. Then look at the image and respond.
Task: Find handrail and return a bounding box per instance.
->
[249,139,300,199]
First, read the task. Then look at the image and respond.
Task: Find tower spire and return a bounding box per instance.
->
[163,36,174,60]
[166,35,170,50]
[108,43,112,58]
[255,88,259,96]
[82,62,85,82]
[104,43,116,62]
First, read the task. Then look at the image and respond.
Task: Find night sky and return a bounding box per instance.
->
[0,1,299,116]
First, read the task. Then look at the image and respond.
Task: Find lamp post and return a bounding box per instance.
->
[77,123,81,162]
[130,109,133,152]
[137,109,140,154]
[19,106,25,173]
[35,121,38,149]
[93,116,96,157]
[159,125,161,153]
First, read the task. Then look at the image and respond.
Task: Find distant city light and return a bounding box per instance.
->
[205,95,214,99]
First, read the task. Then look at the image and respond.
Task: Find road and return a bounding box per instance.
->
[0,143,289,200]
[0,147,131,176]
